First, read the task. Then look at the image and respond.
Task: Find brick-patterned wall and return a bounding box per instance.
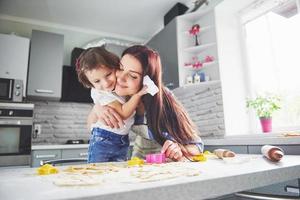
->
[173,81,225,137]
[32,101,93,144]
[32,81,225,144]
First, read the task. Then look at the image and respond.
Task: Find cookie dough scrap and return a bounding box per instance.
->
[129,163,201,182]
[63,163,121,174]
[53,174,103,186]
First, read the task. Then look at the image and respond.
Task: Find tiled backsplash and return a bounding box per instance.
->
[173,82,225,137]
[32,82,224,144]
[32,101,92,144]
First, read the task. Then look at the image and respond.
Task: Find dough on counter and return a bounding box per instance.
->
[128,162,201,182]
[49,162,201,186]
[53,174,102,186]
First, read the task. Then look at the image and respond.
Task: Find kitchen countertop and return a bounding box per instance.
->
[202,133,300,146]
[1,154,300,200]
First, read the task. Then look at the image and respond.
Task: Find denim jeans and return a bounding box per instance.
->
[88,128,129,163]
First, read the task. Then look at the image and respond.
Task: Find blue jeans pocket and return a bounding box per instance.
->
[94,135,110,143]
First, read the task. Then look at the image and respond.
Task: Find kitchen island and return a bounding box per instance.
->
[1,154,300,200]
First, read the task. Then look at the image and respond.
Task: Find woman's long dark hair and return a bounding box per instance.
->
[122,45,199,145]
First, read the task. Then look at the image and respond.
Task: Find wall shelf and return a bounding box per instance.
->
[177,5,220,87]
[184,61,218,71]
[182,80,221,88]
[182,25,214,36]
[183,42,216,53]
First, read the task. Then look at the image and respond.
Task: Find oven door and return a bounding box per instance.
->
[0,119,32,166]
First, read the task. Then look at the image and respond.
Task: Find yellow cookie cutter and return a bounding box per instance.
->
[192,154,207,162]
[127,157,145,166]
[37,164,59,175]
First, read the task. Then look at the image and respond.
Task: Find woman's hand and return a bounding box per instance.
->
[180,144,201,161]
[160,140,201,161]
[92,104,124,129]
[161,140,184,161]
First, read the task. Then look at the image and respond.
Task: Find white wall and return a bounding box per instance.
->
[215,0,255,135]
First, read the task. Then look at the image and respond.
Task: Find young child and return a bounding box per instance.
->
[76,47,147,163]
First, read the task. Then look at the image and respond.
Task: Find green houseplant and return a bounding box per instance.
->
[246,94,281,132]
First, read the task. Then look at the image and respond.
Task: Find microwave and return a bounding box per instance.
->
[0,78,23,102]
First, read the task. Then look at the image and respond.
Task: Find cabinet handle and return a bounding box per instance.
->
[35,89,54,94]
[79,152,88,157]
[235,191,300,200]
[165,83,174,87]
[285,186,300,194]
[36,154,57,159]
[40,158,87,166]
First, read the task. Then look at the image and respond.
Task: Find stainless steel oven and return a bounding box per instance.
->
[0,102,34,166]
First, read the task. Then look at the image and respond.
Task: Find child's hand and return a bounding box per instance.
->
[93,104,124,129]
[137,85,148,97]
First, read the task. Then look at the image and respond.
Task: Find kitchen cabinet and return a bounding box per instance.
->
[31,149,61,167]
[31,146,88,167]
[0,33,30,96]
[61,148,88,159]
[27,30,64,100]
[147,19,179,89]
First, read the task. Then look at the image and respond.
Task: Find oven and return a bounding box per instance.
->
[0,102,34,166]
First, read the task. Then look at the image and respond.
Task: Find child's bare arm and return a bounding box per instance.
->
[92,104,124,128]
[108,86,147,119]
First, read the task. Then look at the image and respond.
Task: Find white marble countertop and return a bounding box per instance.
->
[202,133,300,146]
[1,154,300,200]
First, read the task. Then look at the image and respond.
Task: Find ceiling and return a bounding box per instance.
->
[0,0,194,41]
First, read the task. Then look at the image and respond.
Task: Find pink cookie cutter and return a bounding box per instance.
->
[146,153,166,164]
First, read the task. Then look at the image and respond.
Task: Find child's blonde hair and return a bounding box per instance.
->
[76,46,120,88]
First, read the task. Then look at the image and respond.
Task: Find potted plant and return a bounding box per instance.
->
[246,94,281,133]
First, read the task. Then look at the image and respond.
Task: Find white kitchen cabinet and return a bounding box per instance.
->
[0,33,30,96]
[176,3,221,87]
[27,30,64,100]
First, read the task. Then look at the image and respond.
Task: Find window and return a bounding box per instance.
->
[241,0,300,132]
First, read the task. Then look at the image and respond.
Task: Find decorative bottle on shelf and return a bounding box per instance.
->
[199,72,205,82]
[186,75,193,84]
[261,145,284,162]
[193,73,200,84]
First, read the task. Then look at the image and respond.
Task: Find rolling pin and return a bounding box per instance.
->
[213,149,236,159]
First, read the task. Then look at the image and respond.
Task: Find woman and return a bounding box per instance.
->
[87,45,203,161]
